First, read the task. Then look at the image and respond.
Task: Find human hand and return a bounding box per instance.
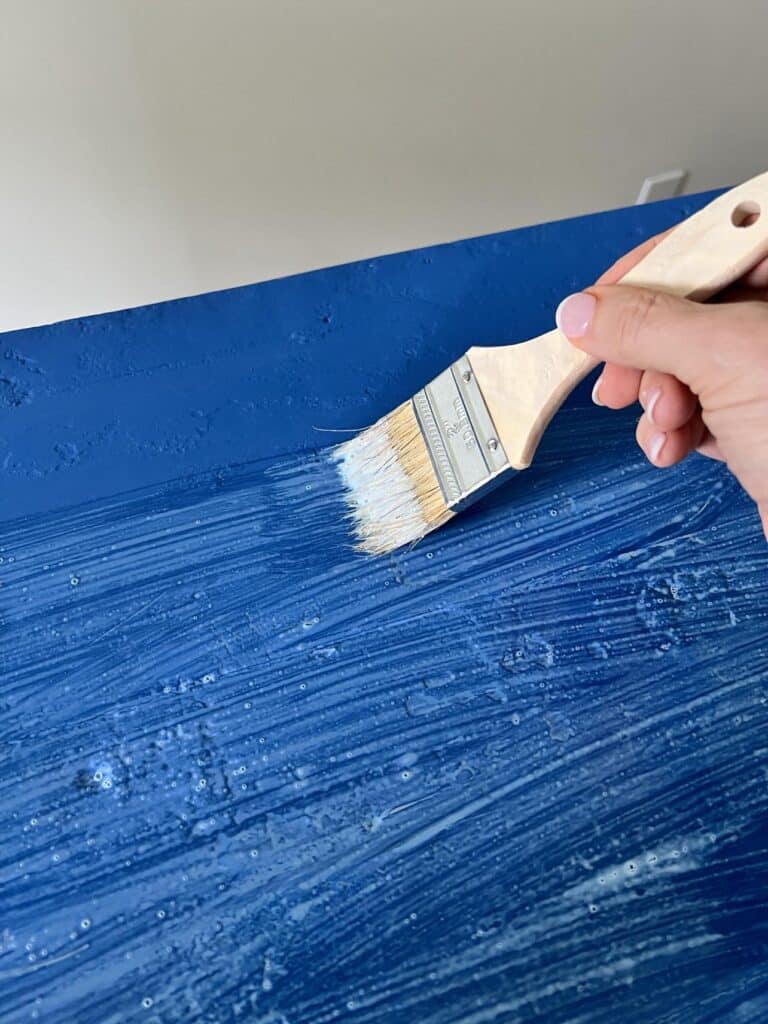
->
[555,231,768,540]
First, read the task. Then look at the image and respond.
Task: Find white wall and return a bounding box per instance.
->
[2,0,767,332]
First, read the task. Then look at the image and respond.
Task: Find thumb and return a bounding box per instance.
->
[555,284,724,384]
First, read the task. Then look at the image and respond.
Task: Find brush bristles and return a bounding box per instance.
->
[333,401,453,555]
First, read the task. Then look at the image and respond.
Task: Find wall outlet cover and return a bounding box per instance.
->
[636,169,689,204]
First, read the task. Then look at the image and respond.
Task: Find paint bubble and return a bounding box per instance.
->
[69,576,80,586]
[80,918,91,930]
[501,633,555,672]
[588,641,610,660]
[310,645,338,661]
[544,713,574,743]
[362,814,384,833]
[142,997,154,1009]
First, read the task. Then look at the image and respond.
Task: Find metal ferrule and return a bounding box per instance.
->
[411,356,512,509]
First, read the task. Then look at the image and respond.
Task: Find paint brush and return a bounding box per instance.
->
[334,172,768,554]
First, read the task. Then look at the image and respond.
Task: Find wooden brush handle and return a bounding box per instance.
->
[468,170,768,469]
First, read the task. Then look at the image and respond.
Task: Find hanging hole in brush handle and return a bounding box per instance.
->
[619,171,768,301]
[731,200,761,227]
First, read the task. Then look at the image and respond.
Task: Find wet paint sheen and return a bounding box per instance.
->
[1,193,767,1022]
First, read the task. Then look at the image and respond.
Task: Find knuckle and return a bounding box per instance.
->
[615,289,663,352]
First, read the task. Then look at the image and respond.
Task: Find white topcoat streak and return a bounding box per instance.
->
[1,415,767,1023]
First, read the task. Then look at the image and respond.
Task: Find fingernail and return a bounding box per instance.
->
[648,432,667,465]
[555,292,597,339]
[645,387,661,425]
[591,375,604,406]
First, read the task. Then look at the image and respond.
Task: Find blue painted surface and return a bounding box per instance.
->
[2,192,768,1023]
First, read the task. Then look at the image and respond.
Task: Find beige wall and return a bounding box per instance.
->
[2,0,767,331]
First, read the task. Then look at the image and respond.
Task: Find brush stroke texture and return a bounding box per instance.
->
[2,193,768,1022]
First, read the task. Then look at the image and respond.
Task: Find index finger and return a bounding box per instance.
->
[590,230,674,405]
